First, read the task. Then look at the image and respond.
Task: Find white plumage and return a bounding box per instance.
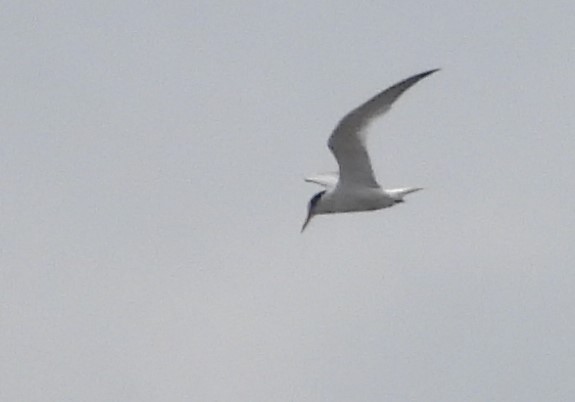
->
[302,69,439,231]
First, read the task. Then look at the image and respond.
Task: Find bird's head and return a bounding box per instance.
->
[301,190,326,232]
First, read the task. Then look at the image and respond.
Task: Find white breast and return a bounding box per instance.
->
[318,187,396,214]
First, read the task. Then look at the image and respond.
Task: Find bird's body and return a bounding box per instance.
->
[302,69,439,231]
[314,186,398,214]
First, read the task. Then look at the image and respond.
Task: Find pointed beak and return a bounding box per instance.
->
[301,211,314,233]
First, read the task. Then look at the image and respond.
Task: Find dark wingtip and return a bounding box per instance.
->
[420,68,441,77]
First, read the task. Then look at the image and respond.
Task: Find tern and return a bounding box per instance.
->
[301,69,439,232]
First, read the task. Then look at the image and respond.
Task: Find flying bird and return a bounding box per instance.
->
[302,69,439,232]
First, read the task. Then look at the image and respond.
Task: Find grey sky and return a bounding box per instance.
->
[2,1,575,401]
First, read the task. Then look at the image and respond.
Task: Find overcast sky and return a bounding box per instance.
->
[2,1,575,401]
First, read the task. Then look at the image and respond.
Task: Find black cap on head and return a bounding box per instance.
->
[302,190,325,232]
[308,190,325,211]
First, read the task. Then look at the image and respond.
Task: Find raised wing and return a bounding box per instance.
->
[328,69,439,188]
[304,172,339,188]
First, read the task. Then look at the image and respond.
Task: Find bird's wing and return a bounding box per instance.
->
[304,172,339,188]
[328,69,439,188]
